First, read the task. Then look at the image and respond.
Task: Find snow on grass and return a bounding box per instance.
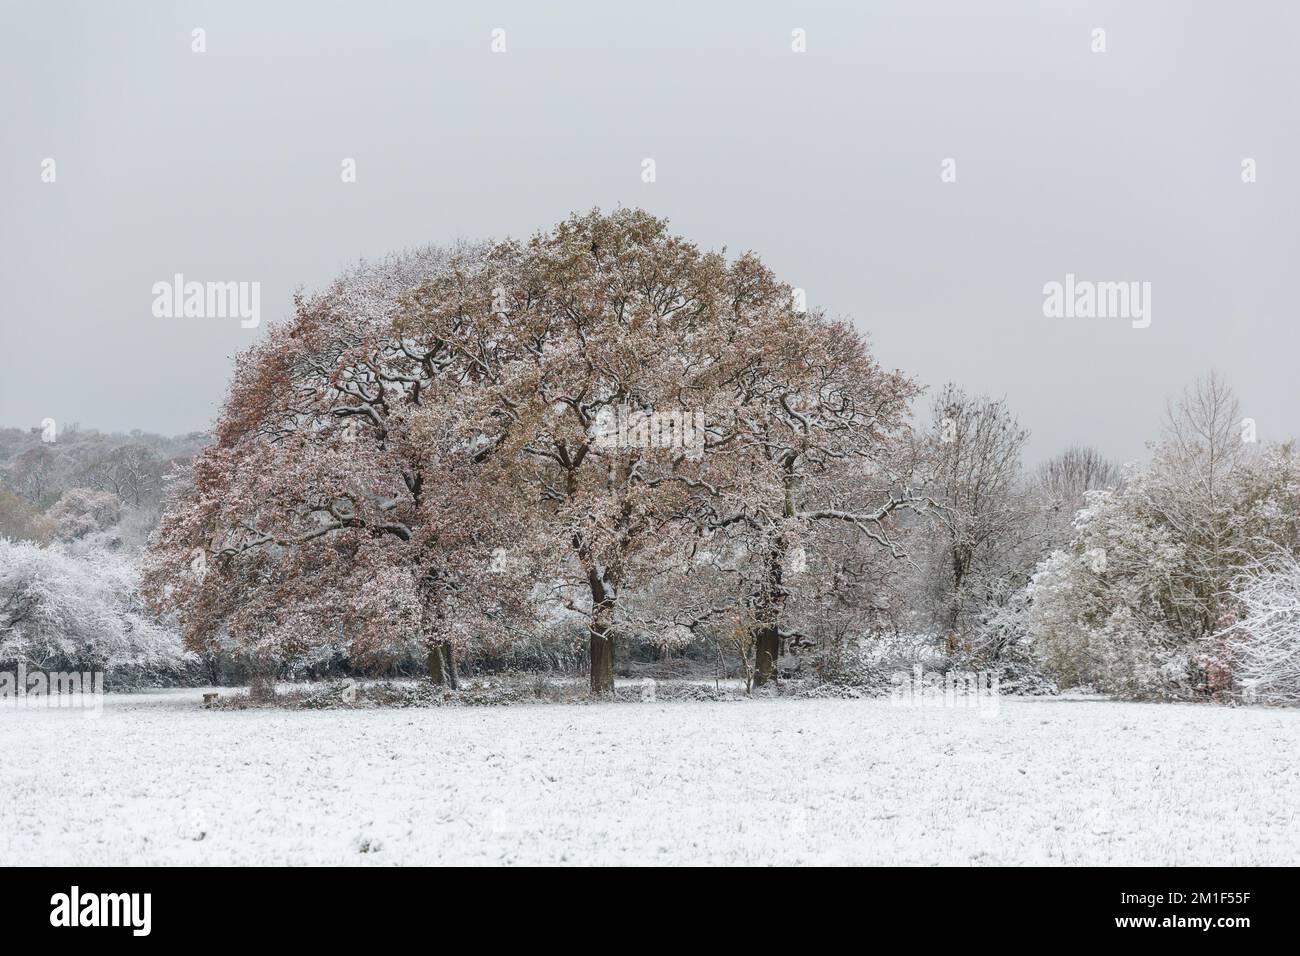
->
[2,689,1297,865]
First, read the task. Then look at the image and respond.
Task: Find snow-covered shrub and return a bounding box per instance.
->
[790,628,894,693]
[1026,498,1190,699]
[0,489,54,543]
[1222,556,1300,705]
[968,579,1054,692]
[0,538,185,673]
[45,488,123,541]
[1026,419,1300,699]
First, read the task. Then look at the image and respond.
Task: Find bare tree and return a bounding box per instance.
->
[1037,445,1122,511]
[925,384,1035,642]
[1148,370,1249,639]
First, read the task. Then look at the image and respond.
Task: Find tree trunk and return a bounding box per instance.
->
[248,661,276,702]
[752,537,787,688]
[753,626,781,687]
[586,567,617,696]
[948,547,969,636]
[590,607,615,695]
[426,641,458,689]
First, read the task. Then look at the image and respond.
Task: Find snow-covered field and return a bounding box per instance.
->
[3,688,1297,865]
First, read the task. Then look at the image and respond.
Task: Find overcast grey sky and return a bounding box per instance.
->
[2,0,1296,463]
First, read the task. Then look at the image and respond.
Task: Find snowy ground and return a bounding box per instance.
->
[3,687,1298,865]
